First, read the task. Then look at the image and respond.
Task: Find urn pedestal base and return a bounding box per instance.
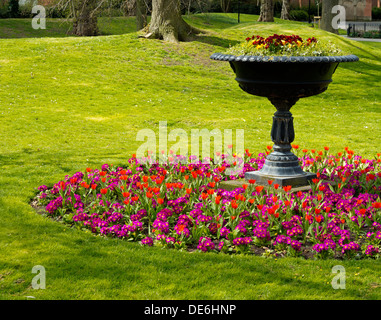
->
[245,170,316,188]
[245,150,316,188]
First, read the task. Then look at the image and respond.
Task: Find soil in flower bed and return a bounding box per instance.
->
[32,146,381,260]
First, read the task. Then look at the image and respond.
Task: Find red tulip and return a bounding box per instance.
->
[372,202,381,209]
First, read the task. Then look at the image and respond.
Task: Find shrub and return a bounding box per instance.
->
[290,9,309,21]
[0,0,21,18]
[8,0,19,17]
[363,30,381,39]
[372,7,381,20]
[18,0,35,18]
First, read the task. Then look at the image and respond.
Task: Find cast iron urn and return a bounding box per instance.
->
[210,53,359,187]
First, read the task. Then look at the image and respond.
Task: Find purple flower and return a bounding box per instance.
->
[131,209,147,221]
[253,227,270,240]
[220,226,231,238]
[290,240,302,251]
[341,242,360,254]
[153,218,170,234]
[46,196,63,215]
[218,241,225,251]
[312,239,336,253]
[232,237,252,246]
[38,185,48,192]
[197,237,215,252]
[73,211,89,222]
[365,245,379,256]
[141,237,153,246]
[286,225,303,237]
[107,212,123,223]
[165,236,176,245]
[208,222,218,234]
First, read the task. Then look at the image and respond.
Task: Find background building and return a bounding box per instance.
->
[291,0,379,21]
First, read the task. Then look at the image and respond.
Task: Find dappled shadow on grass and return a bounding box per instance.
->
[184,13,258,31]
[189,32,240,49]
[342,39,381,60]
[338,59,381,88]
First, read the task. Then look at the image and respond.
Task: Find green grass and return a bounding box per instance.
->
[0,13,381,300]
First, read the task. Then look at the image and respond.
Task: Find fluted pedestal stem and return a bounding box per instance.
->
[245,97,316,187]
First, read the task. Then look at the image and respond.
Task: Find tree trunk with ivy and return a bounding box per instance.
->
[72,0,98,36]
[258,0,274,22]
[321,0,339,34]
[146,0,199,42]
[280,0,290,20]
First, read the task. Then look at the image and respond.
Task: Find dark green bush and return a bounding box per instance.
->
[0,0,20,18]
[290,9,309,21]
[372,7,381,20]
[8,0,19,17]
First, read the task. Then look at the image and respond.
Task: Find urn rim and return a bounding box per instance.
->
[210,53,359,63]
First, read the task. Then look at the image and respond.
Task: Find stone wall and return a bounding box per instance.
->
[341,0,371,21]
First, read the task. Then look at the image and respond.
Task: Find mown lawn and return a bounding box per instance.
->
[0,13,380,300]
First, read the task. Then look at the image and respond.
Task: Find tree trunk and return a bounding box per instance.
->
[321,0,339,34]
[280,0,290,20]
[220,0,230,13]
[136,0,147,31]
[147,0,199,42]
[258,0,274,22]
[72,0,98,36]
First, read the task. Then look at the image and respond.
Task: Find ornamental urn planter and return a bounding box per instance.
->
[210,53,359,187]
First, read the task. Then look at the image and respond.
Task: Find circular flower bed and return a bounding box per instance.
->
[33,146,381,260]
